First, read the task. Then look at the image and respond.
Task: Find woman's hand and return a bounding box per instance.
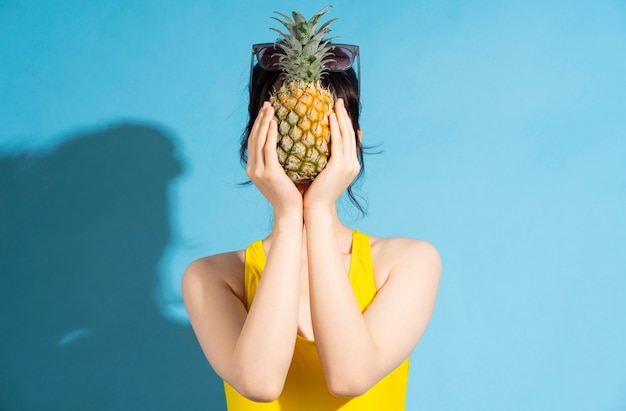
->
[247,102,303,218]
[303,99,361,214]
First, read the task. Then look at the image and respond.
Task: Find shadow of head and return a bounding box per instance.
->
[1,122,183,331]
[0,123,229,410]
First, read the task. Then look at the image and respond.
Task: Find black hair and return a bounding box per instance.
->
[240,64,366,215]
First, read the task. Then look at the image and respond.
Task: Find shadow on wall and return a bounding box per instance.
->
[0,124,225,410]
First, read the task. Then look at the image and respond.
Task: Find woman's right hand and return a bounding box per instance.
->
[246,102,302,218]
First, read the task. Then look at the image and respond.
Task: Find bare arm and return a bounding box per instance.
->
[303,100,442,396]
[306,228,441,397]
[182,103,303,402]
[182,219,301,401]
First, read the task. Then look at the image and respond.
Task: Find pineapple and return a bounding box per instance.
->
[269,7,336,183]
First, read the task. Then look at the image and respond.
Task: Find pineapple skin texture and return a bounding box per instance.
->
[270,80,334,183]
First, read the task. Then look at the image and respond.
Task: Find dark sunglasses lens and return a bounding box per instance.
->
[326,47,355,70]
[257,46,282,70]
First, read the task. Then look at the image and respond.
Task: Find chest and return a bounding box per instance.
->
[295,255,352,341]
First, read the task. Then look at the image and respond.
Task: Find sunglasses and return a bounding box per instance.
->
[250,43,360,93]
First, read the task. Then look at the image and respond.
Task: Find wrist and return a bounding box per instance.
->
[274,208,304,227]
[303,194,334,212]
[303,203,335,224]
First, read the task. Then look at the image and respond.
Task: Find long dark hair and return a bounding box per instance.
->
[240,64,366,214]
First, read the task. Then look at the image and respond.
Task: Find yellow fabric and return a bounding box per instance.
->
[224,230,409,410]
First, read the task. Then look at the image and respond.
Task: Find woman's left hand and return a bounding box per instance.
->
[303,98,361,214]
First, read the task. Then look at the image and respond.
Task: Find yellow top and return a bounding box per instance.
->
[224,230,409,410]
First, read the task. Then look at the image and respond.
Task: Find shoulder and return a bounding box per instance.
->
[370,235,441,266]
[182,249,247,302]
[368,234,442,288]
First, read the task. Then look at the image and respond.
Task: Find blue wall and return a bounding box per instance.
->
[1,1,625,409]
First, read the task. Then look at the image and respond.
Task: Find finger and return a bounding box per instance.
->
[264,118,280,169]
[252,103,274,167]
[249,101,270,144]
[337,99,360,175]
[259,105,276,165]
[335,99,355,159]
[248,102,268,165]
[328,111,343,163]
[248,102,260,133]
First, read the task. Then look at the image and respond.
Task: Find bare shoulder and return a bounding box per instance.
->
[370,235,441,266]
[369,235,442,288]
[182,249,246,302]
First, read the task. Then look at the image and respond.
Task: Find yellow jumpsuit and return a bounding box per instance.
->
[225,230,409,410]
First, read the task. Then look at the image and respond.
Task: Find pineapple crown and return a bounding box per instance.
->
[270,6,338,83]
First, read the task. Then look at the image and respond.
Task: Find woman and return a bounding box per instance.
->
[183,36,441,411]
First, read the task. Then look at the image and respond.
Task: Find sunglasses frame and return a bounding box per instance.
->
[250,42,360,96]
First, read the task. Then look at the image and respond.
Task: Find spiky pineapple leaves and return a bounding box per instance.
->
[270,6,338,82]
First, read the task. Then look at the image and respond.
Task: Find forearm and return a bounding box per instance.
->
[305,209,381,395]
[230,212,302,398]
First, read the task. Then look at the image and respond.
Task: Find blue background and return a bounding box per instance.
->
[1,1,625,410]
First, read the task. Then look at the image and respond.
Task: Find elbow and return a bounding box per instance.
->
[234,377,285,403]
[323,354,381,397]
[224,354,290,402]
[326,372,373,398]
